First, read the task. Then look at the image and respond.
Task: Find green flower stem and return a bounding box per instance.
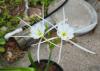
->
[44,47,53,71]
[28,50,36,70]
[41,36,55,71]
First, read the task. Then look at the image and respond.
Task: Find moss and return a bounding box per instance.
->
[0,9,20,37]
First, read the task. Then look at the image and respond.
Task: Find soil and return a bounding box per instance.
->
[1,38,25,63]
[10,3,25,16]
[30,60,63,71]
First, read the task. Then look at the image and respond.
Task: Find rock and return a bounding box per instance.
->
[10,4,25,16]
[3,38,25,63]
[48,0,97,35]
[28,7,42,17]
[88,65,100,71]
[1,26,8,32]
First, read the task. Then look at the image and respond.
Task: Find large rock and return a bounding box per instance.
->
[48,0,97,35]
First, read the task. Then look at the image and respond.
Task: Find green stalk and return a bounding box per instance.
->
[28,50,36,69]
[44,48,53,71]
[41,36,55,71]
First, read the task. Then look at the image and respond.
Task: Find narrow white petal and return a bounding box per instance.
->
[17,17,32,28]
[58,40,63,63]
[63,7,65,24]
[45,24,57,34]
[43,37,60,47]
[35,14,57,30]
[24,0,29,16]
[37,39,42,63]
[30,22,45,39]
[11,36,33,38]
[68,40,96,54]
[42,4,44,19]
[31,37,58,48]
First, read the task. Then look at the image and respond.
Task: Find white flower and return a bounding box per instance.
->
[57,21,74,41]
[30,21,46,39]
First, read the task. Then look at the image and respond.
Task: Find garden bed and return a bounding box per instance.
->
[0,0,55,64]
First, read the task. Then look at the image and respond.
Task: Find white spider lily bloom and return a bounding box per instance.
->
[30,21,46,39]
[57,21,74,41]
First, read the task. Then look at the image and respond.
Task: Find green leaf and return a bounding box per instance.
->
[0,67,35,71]
[49,43,55,49]
[0,47,5,53]
[0,38,6,45]
[15,0,22,4]
[53,38,61,44]
[28,50,36,68]
[29,0,39,6]
[0,0,4,5]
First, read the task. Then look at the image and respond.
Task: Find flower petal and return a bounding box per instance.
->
[57,21,74,40]
[30,21,46,39]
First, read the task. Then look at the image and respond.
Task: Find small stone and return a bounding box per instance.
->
[1,26,8,32]
[3,38,25,62]
[28,7,42,17]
